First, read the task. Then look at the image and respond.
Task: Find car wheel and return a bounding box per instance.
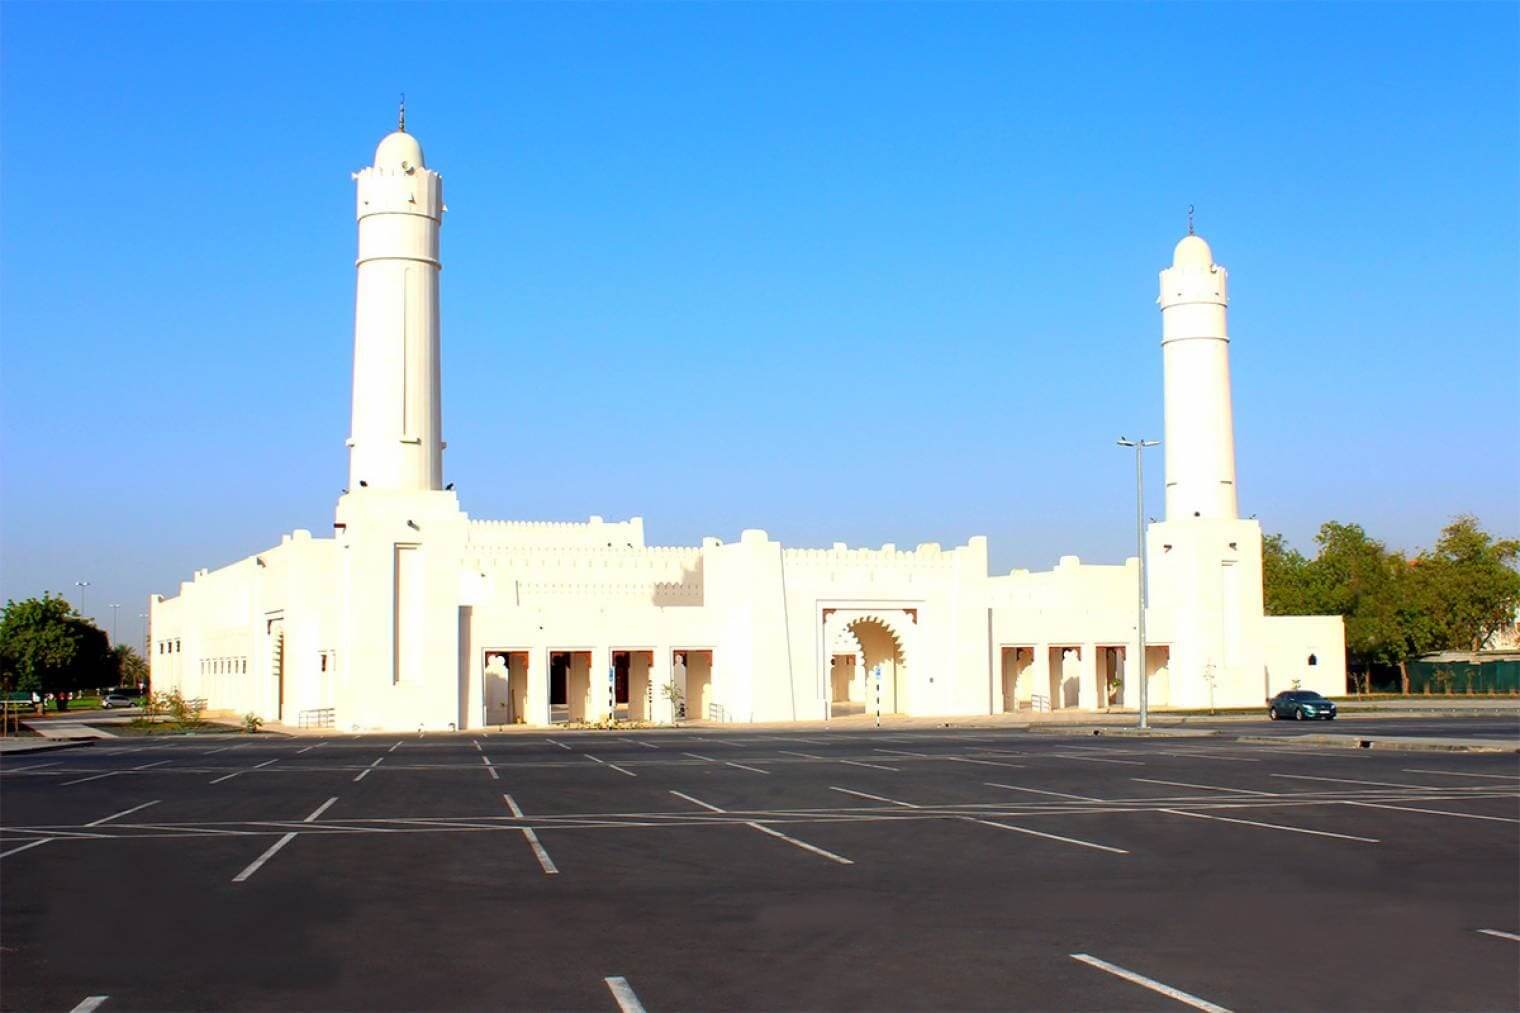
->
[1294,708,1304,720]
[1268,708,1278,720]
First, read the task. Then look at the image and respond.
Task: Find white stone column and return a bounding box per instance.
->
[652,647,673,724]
[530,645,552,726]
[1078,644,1099,710]
[590,645,612,721]
[1032,642,1052,711]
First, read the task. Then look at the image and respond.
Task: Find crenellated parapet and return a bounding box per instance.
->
[466,515,649,549]
[781,540,969,568]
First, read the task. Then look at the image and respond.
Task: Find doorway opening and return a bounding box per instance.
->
[1000,646,1035,712]
[1048,646,1081,710]
[848,618,907,715]
[1097,646,1126,709]
[612,650,655,722]
[484,651,529,725]
[549,650,593,723]
[673,650,713,721]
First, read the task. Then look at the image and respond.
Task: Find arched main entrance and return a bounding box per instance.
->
[823,610,914,717]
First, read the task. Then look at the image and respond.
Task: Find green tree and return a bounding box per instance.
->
[1262,533,1314,616]
[1264,516,1518,694]
[0,594,118,708]
[114,644,149,688]
[1415,515,1520,653]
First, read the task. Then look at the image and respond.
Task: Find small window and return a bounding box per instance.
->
[1307,654,1318,667]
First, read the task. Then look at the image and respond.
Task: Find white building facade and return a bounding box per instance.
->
[149,122,1345,731]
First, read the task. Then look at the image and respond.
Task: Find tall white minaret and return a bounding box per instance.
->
[1158,229,1237,520]
[347,104,445,492]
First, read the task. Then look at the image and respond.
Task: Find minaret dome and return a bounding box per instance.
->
[1171,234,1213,269]
[374,130,425,172]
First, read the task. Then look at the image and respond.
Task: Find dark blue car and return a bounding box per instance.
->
[1268,690,1337,720]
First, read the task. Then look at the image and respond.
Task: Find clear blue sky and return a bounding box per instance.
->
[3,3,1517,649]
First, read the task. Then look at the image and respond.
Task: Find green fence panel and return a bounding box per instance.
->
[1407,659,1520,694]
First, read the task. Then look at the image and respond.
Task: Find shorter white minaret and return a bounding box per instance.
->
[1158,230,1237,520]
[347,105,445,492]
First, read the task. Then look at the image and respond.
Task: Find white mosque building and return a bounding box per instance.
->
[148,117,1345,731]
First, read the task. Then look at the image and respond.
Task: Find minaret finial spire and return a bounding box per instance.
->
[1187,204,1195,236]
[398,93,406,132]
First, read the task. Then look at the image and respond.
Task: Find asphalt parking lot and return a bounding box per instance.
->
[3,726,1517,1012]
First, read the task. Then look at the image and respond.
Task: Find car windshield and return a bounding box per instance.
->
[1290,692,1326,701]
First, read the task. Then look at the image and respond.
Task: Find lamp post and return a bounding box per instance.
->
[1117,438,1159,730]
[109,603,121,644]
[74,580,91,616]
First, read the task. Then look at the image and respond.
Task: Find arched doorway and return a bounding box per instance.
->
[823,612,911,717]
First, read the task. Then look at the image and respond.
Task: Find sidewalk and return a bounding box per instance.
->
[0,737,97,755]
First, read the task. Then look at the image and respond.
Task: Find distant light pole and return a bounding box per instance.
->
[110,603,121,644]
[1117,438,1159,730]
[74,580,91,615]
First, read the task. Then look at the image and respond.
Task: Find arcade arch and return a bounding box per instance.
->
[824,610,913,716]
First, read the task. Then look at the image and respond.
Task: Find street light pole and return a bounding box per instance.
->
[1117,438,1159,730]
[110,603,121,644]
[74,580,91,616]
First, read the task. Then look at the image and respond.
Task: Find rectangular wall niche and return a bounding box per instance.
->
[394,543,423,684]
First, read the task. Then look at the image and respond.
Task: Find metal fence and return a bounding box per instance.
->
[298,708,336,729]
[1406,659,1520,694]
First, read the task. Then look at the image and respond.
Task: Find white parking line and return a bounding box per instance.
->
[970,819,1129,855]
[945,756,1026,769]
[546,739,571,750]
[830,786,918,808]
[353,757,383,782]
[1162,808,1378,843]
[388,742,401,753]
[210,771,243,784]
[232,833,297,882]
[1342,800,1519,823]
[69,997,110,1013]
[1134,778,1275,797]
[874,748,930,758]
[1159,749,1260,763]
[473,740,482,752]
[503,794,558,874]
[839,759,899,772]
[746,821,853,864]
[985,782,1101,802]
[1477,929,1520,942]
[630,740,659,749]
[1404,769,1520,781]
[670,790,725,812]
[605,975,646,1013]
[62,771,122,786]
[605,763,637,778]
[725,761,769,775]
[296,745,317,754]
[1272,773,1438,790]
[684,752,717,762]
[4,760,62,772]
[252,759,278,770]
[480,755,501,780]
[779,750,823,760]
[1053,754,1144,766]
[305,797,339,822]
[1071,953,1231,1012]
[86,800,161,827]
[0,839,52,859]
